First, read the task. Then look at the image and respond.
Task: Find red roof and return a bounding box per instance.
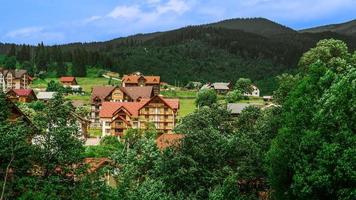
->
[156,133,185,150]
[60,76,76,82]
[122,75,160,84]
[99,101,148,118]
[11,89,35,97]
[99,96,179,118]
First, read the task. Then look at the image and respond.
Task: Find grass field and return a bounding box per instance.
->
[179,98,196,117]
[30,77,120,92]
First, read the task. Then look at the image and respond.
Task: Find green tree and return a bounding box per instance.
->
[235,78,253,94]
[267,39,356,200]
[33,92,84,176]
[225,89,243,103]
[4,56,17,69]
[0,92,34,200]
[195,89,217,108]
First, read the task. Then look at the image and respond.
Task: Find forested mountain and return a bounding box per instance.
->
[301,19,356,36]
[1,18,356,94]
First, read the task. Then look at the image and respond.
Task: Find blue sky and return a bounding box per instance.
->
[1,0,355,45]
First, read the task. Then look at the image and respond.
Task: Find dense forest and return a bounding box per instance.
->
[1,39,355,199]
[1,18,356,94]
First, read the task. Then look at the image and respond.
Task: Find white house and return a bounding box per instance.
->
[244,85,260,97]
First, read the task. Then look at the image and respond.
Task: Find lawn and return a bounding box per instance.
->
[30,77,120,92]
[179,98,196,117]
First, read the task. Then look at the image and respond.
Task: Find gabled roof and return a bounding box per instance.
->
[91,86,154,103]
[156,133,185,150]
[99,96,179,118]
[60,76,76,82]
[121,86,153,101]
[91,86,116,103]
[99,101,148,118]
[122,75,160,84]
[212,82,230,90]
[139,95,180,111]
[1,69,29,78]
[9,89,36,97]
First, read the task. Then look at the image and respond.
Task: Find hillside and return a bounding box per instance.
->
[1,18,356,94]
[300,19,356,36]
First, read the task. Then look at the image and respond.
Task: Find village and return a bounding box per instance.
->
[0,67,275,148]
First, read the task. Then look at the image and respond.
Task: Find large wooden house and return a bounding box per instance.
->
[99,96,179,137]
[7,89,37,103]
[122,74,161,95]
[0,68,32,92]
[90,86,154,126]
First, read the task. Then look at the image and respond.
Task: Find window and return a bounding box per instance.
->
[105,122,110,127]
[105,129,110,134]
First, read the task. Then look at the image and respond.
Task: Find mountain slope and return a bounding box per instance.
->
[300,19,356,36]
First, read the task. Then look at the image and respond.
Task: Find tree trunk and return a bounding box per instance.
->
[1,151,14,200]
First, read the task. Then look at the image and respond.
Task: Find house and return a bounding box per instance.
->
[37,92,57,102]
[99,95,179,137]
[227,103,259,116]
[122,74,161,95]
[60,76,78,86]
[6,89,37,103]
[0,68,32,92]
[90,86,154,126]
[156,133,184,150]
[244,85,260,97]
[201,82,231,94]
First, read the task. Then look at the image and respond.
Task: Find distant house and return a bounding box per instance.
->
[244,85,260,97]
[156,133,184,150]
[227,103,259,116]
[122,74,161,95]
[201,82,231,94]
[37,92,57,102]
[90,86,154,126]
[7,89,37,103]
[60,76,78,86]
[0,68,32,92]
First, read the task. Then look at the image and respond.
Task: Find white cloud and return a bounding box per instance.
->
[6,27,44,38]
[4,26,64,44]
[156,0,190,15]
[107,5,142,19]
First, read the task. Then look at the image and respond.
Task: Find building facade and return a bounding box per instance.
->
[91,86,154,126]
[0,68,32,92]
[100,96,179,137]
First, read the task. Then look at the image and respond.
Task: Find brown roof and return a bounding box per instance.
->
[1,69,29,78]
[156,133,185,150]
[91,86,154,103]
[9,89,35,97]
[121,86,153,100]
[60,76,76,82]
[91,86,116,103]
[122,75,160,84]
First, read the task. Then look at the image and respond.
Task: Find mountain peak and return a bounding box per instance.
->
[205,17,296,36]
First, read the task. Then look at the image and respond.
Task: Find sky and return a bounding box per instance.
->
[1,0,355,45]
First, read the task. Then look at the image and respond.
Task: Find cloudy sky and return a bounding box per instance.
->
[1,0,355,45]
